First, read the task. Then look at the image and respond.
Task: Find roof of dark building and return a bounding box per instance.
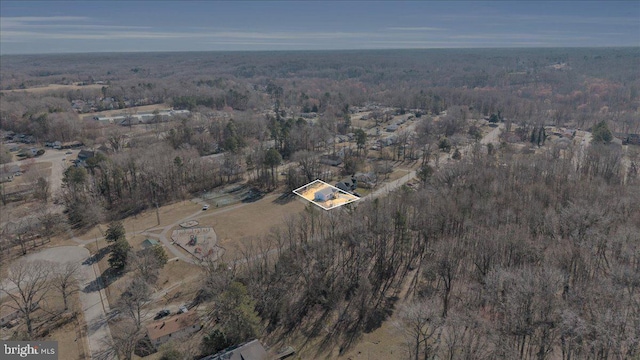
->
[199,339,267,360]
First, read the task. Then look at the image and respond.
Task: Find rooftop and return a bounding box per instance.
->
[293,179,359,210]
[200,339,267,360]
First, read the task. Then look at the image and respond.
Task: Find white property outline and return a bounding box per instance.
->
[293,179,360,210]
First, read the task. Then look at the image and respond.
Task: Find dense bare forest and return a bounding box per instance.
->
[1,48,639,359]
[231,146,640,359]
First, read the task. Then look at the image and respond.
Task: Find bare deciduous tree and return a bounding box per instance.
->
[1,260,53,337]
[116,277,152,328]
[52,262,81,311]
[395,298,444,360]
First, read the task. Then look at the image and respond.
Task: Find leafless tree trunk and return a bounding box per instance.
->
[1,260,53,337]
[116,277,152,328]
[52,262,80,311]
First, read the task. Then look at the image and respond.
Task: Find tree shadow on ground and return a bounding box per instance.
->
[83,267,124,293]
[273,192,296,205]
[82,246,111,265]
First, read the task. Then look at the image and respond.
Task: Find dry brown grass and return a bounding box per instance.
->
[2,161,52,192]
[89,104,170,118]
[0,83,105,94]
[75,200,201,241]
[196,195,306,261]
[43,292,87,360]
[155,259,202,292]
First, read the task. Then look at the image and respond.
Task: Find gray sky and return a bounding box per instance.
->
[1,1,639,54]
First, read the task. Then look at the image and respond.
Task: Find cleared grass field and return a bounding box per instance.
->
[0,83,105,94]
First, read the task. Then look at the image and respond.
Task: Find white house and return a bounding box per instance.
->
[314,187,334,202]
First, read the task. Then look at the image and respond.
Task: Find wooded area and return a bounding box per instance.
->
[1,47,638,359]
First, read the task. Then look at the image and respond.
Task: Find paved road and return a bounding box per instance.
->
[2,246,115,359]
[366,124,504,199]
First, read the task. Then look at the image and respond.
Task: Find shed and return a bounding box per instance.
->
[141,239,160,250]
[319,155,343,166]
[314,187,334,202]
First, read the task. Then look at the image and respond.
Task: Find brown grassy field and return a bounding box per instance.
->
[43,292,88,360]
[0,83,105,94]
[76,200,201,241]
[196,194,306,261]
[88,104,170,118]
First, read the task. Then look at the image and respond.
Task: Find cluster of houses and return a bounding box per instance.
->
[87,109,190,126]
[3,131,35,144]
[71,96,156,113]
[44,140,83,150]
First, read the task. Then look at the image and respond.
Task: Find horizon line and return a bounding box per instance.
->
[2,45,639,56]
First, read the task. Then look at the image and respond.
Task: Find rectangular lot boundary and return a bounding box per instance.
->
[293,179,360,210]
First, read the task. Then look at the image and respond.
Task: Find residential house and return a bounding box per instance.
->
[335,182,352,192]
[386,124,399,132]
[200,339,267,360]
[146,312,202,349]
[354,172,377,188]
[319,155,342,166]
[60,141,84,149]
[314,187,334,202]
[78,150,95,161]
[379,136,397,147]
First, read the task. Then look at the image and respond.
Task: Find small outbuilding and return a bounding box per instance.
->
[314,187,334,202]
[140,239,160,250]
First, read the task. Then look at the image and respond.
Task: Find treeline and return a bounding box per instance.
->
[211,143,640,359]
[60,143,222,227]
[2,48,639,142]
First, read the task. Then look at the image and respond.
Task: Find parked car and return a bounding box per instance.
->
[202,205,210,210]
[177,305,188,314]
[154,309,170,320]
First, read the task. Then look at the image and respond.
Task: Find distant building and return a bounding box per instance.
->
[335,182,351,192]
[354,172,377,188]
[89,109,190,126]
[319,155,342,166]
[386,124,399,132]
[77,150,95,161]
[379,136,397,147]
[146,312,202,349]
[199,339,267,360]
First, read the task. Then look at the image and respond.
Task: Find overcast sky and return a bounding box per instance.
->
[1,1,638,54]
